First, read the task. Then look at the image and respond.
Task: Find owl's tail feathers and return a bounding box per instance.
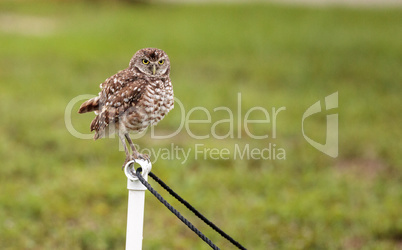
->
[78,97,100,114]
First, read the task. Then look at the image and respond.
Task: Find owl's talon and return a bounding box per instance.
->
[132,152,150,163]
[138,154,150,163]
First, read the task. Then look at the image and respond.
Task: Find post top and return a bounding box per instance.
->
[124,159,152,190]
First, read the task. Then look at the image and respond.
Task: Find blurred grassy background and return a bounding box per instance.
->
[1,0,401,249]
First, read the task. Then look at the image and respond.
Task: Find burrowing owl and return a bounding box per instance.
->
[78,48,174,168]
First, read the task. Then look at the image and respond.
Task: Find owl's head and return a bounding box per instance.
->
[129,48,170,77]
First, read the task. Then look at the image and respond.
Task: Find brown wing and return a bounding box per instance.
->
[89,70,147,140]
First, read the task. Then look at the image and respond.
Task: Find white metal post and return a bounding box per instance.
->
[124,159,152,250]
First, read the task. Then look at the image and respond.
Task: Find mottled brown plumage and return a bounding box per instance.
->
[78,48,174,167]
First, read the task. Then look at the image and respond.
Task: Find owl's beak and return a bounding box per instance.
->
[152,65,156,75]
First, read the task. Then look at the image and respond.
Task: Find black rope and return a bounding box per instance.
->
[135,168,220,250]
[148,171,247,250]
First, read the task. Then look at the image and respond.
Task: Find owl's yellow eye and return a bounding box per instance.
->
[158,59,165,65]
[142,59,149,64]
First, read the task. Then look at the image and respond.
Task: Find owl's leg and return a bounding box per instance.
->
[124,134,150,162]
[119,133,133,170]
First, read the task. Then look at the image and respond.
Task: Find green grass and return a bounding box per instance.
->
[1,1,402,249]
